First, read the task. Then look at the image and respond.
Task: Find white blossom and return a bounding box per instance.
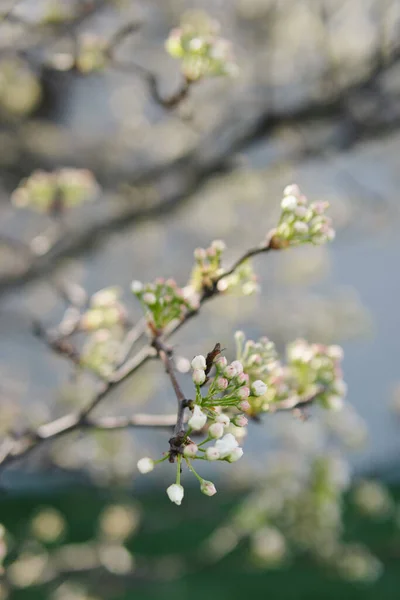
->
[131,280,143,294]
[252,380,267,397]
[188,405,207,430]
[209,422,224,439]
[137,457,154,474]
[191,355,207,370]
[166,484,184,505]
[215,414,230,427]
[192,369,206,385]
[206,447,220,461]
[214,433,239,458]
[227,447,244,462]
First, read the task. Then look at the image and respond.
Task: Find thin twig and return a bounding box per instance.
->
[152,338,187,437]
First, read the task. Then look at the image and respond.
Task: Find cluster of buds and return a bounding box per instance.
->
[11,168,99,214]
[137,348,268,505]
[81,328,122,378]
[76,34,108,73]
[190,240,226,292]
[235,332,346,414]
[270,184,335,248]
[286,339,347,411]
[165,16,237,82]
[189,240,257,296]
[80,287,127,331]
[131,278,199,333]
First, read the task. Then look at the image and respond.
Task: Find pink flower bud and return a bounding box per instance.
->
[200,480,217,496]
[233,415,248,427]
[230,360,244,374]
[183,443,198,458]
[239,400,251,411]
[236,372,249,386]
[143,292,157,305]
[215,377,229,391]
[215,356,228,370]
[237,386,250,400]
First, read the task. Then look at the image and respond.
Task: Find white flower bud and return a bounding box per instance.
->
[188,405,207,430]
[214,433,239,458]
[183,443,198,458]
[215,414,230,427]
[143,292,157,305]
[131,280,143,294]
[191,355,207,370]
[209,422,224,439]
[293,221,309,234]
[281,195,298,211]
[227,447,244,462]
[211,239,226,252]
[283,184,301,197]
[137,457,154,474]
[166,483,184,505]
[252,380,267,397]
[206,447,220,461]
[200,480,217,496]
[230,360,244,374]
[192,369,206,386]
[224,364,238,379]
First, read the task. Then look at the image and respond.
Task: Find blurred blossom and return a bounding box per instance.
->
[352,480,393,518]
[166,12,238,81]
[31,508,66,543]
[11,168,99,214]
[99,504,140,541]
[251,527,286,566]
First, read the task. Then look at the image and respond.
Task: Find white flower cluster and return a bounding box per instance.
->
[274,184,335,247]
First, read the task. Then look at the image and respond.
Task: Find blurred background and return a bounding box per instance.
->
[1,0,400,598]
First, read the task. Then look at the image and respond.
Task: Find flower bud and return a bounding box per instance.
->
[252,380,267,397]
[232,415,248,427]
[236,372,249,386]
[283,184,301,197]
[192,369,206,386]
[206,447,220,461]
[191,355,207,370]
[143,292,157,305]
[214,356,228,370]
[211,239,226,252]
[215,377,229,391]
[281,195,298,211]
[209,422,224,439]
[293,221,309,234]
[239,400,251,411]
[131,280,143,294]
[224,365,238,379]
[227,447,244,462]
[166,483,184,505]
[188,405,207,430]
[215,414,230,427]
[183,443,198,458]
[237,386,250,400]
[137,457,154,474]
[230,360,244,374]
[200,480,217,496]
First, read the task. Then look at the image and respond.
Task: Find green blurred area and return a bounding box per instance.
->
[1,482,399,600]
